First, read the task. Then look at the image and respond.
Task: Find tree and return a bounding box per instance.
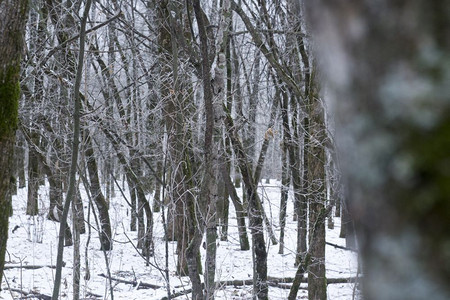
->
[306,70,327,300]
[0,0,29,288]
[51,0,92,298]
[306,0,450,299]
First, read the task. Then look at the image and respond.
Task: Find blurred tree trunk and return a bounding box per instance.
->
[306,1,450,299]
[0,0,29,288]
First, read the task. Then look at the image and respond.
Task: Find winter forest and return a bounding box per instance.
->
[1,0,450,300]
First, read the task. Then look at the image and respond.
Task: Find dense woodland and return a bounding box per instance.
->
[1,0,450,300]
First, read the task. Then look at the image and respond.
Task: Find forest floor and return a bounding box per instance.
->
[1,180,360,299]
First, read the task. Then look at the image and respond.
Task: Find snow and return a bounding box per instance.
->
[1,180,359,299]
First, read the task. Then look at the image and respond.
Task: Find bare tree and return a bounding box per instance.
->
[52,0,92,298]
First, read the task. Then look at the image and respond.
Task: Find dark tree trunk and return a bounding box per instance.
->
[73,188,85,235]
[221,164,250,251]
[218,179,229,241]
[47,166,63,222]
[128,176,137,232]
[152,161,162,213]
[84,132,112,250]
[26,142,39,216]
[278,142,289,254]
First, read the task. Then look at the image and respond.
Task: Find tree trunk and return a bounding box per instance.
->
[46,165,63,222]
[73,188,85,235]
[52,1,91,298]
[278,84,307,265]
[152,161,162,213]
[16,132,26,189]
[278,142,289,254]
[217,178,229,241]
[84,131,112,250]
[223,166,250,250]
[224,110,268,299]
[128,176,137,232]
[307,73,327,300]
[72,199,81,300]
[26,142,39,216]
[0,0,29,288]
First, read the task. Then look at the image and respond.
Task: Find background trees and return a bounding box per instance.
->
[1,0,360,299]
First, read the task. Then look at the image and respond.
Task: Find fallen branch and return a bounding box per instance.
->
[98,273,162,289]
[4,264,57,270]
[5,288,51,300]
[161,288,192,300]
[326,242,358,252]
[160,277,358,299]
[86,291,103,298]
[268,276,359,284]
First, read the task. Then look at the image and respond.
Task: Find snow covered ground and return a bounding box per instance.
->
[1,180,360,299]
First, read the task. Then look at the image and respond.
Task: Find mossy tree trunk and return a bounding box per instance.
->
[0,0,29,288]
